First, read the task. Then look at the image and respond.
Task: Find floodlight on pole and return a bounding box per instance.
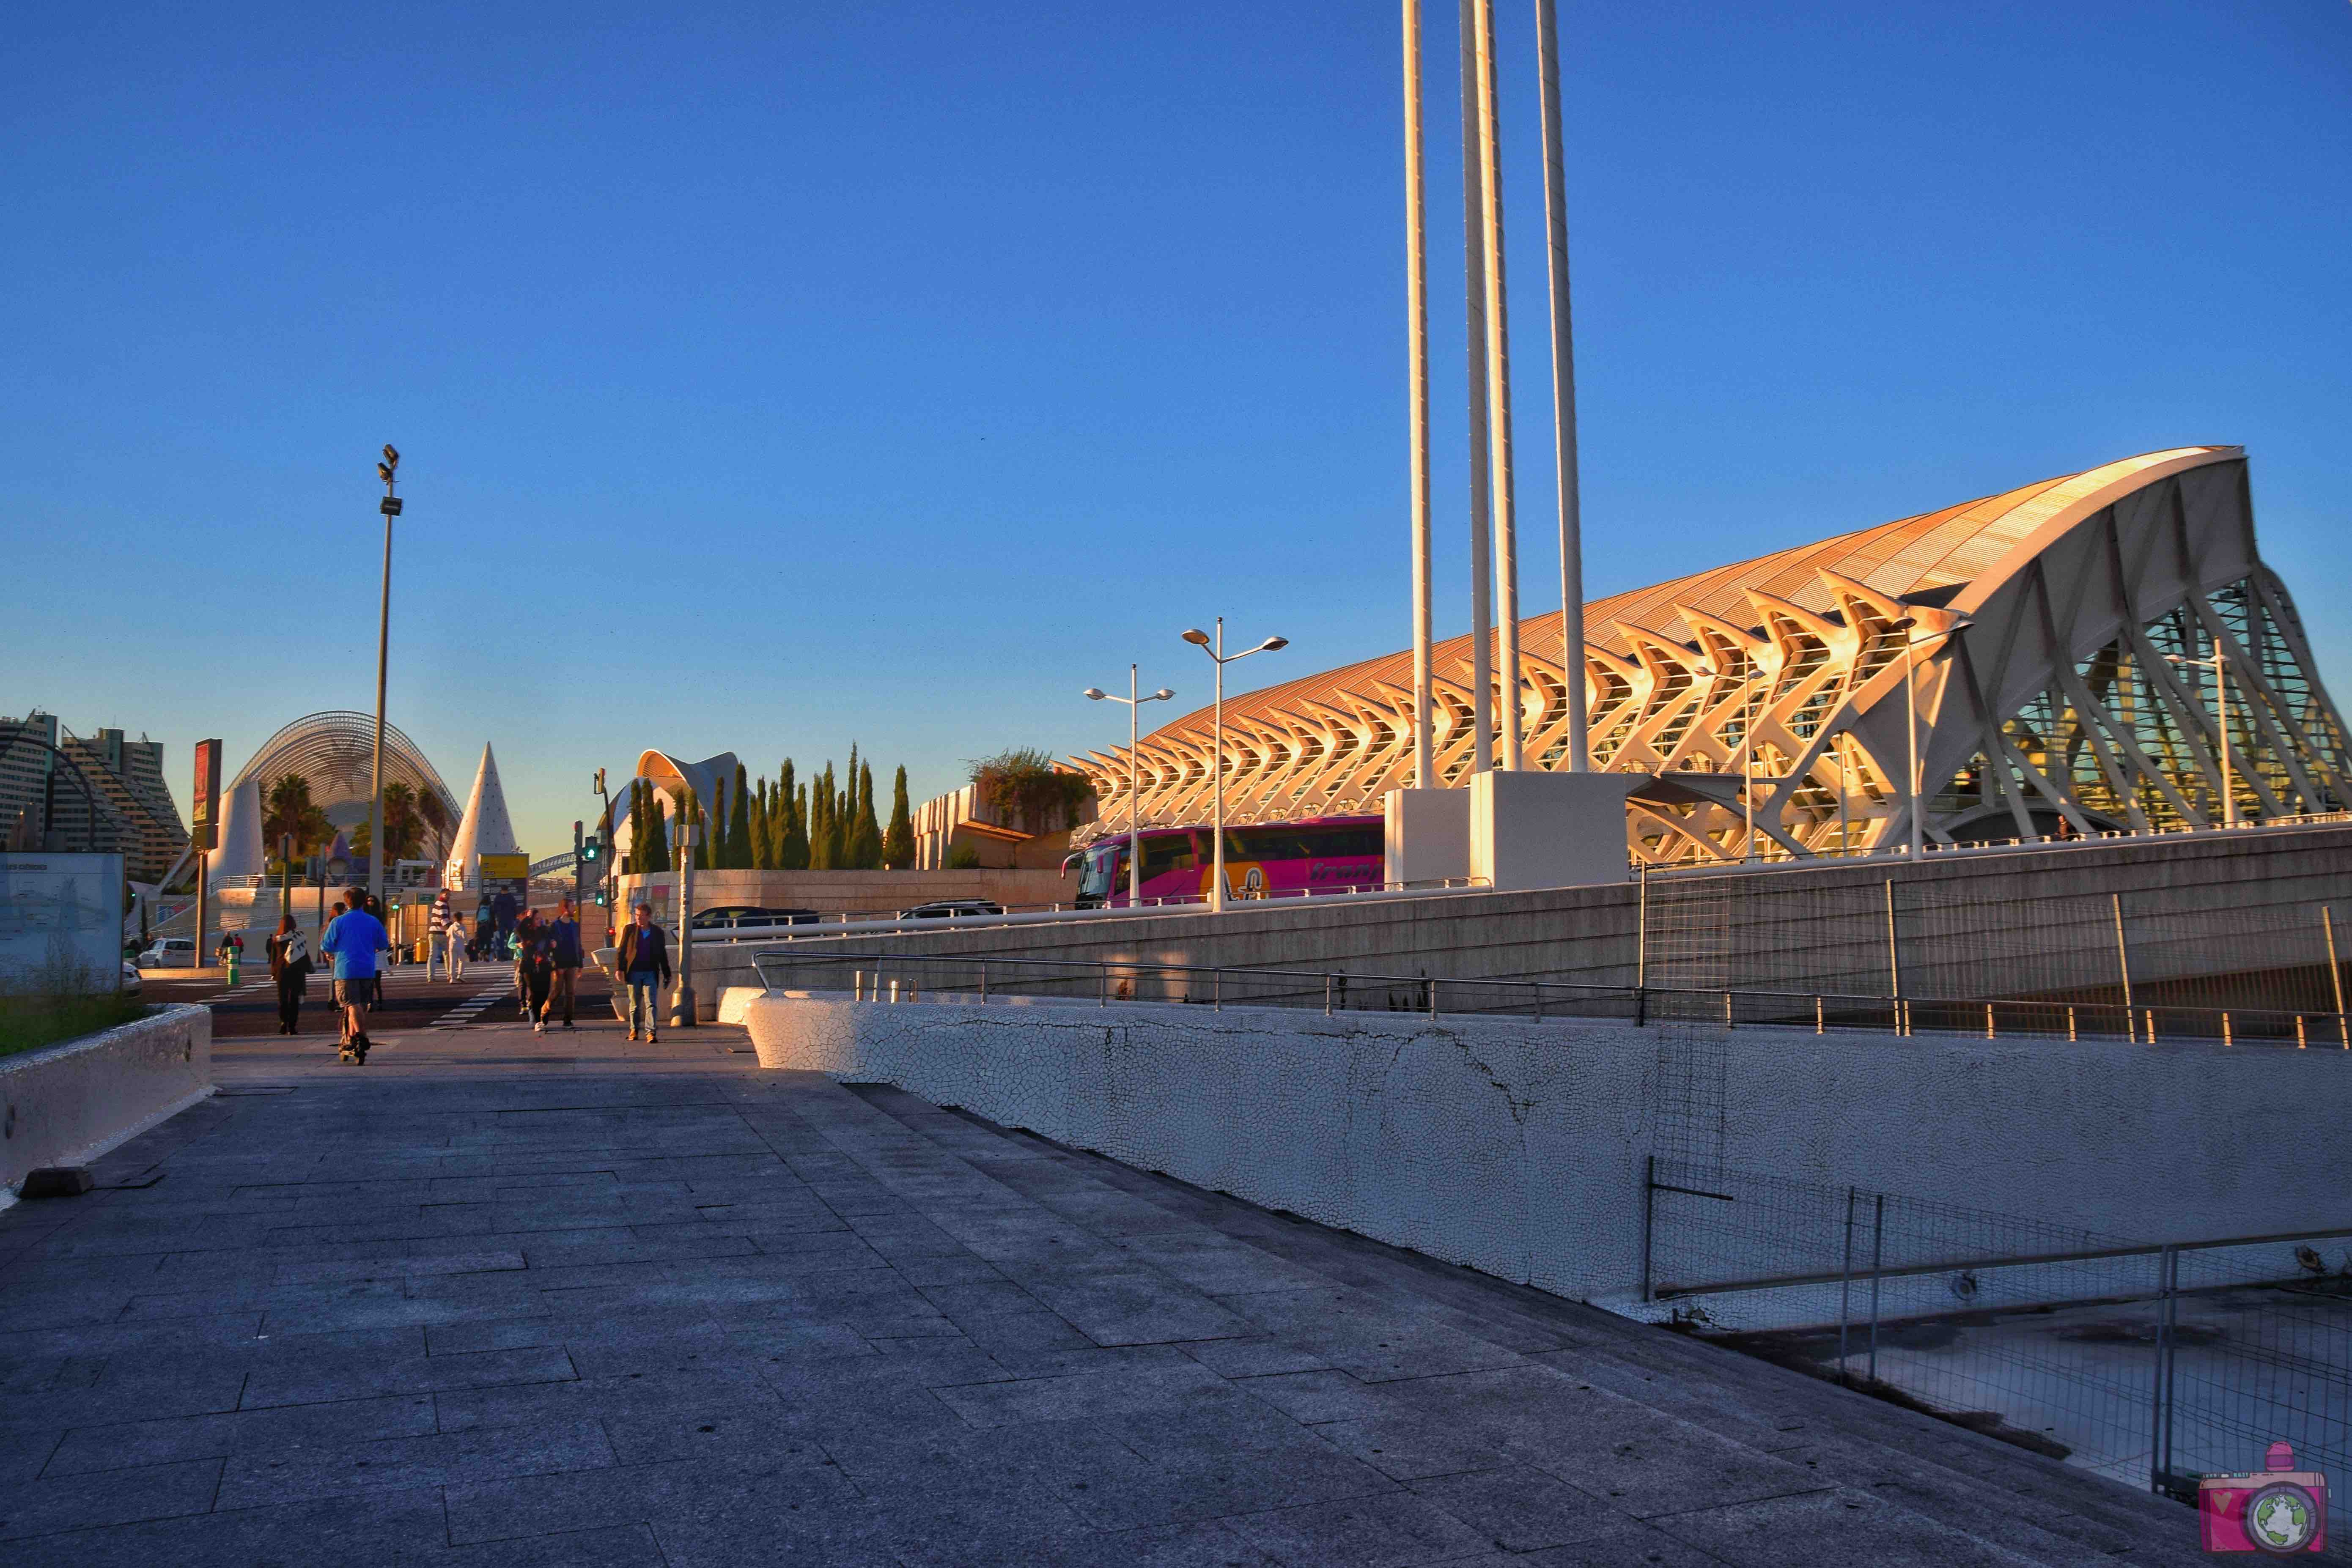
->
[367,443,402,908]
[1084,669,1177,907]
[1183,619,1288,913]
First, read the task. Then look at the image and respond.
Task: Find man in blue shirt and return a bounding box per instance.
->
[318,885,390,1063]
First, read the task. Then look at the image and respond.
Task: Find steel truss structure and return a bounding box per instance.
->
[1072,448,2351,864]
[230,710,461,830]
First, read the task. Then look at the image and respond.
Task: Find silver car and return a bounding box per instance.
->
[138,937,197,968]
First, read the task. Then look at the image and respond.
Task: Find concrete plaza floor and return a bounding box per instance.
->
[0,1004,2227,1566]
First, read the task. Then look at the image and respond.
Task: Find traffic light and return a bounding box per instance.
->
[579,837,602,864]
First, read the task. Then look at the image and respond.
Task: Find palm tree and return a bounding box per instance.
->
[417,788,453,865]
[263,775,332,871]
[380,781,424,863]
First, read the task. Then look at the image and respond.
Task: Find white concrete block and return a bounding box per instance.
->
[3,1003,212,1193]
[1384,787,1472,887]
[1469,771,1641,892]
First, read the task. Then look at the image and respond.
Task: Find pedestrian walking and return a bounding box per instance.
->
[318,885,389,1064]
[266,915,310,1035]
[522,933,556,1033]
[427,891,456,981]
[512,908,542,1017]
[545,897,582,1031]
[616,902,670,1043]
[442,905,469,981]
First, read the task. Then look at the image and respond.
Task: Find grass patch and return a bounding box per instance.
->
[0,947,151,1060]
[0,992,150,1060]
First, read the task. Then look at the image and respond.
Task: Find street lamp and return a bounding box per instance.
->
[1084,668,1176,907]
[1902,616,1973,858]
[368,444,401,909]
[2162,641,2234,828]
[1181,621,1287,913]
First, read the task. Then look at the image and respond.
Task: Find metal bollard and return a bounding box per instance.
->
[2222,1012,2231,1047]
[1324,974,1332,1017]
[1985,1002,1995,1040]
[854,971,865,1002]
[888,979,900,1004]
[1815,996,1824,1034]
[2296,1015,2307,1049]
[980,962,987,1004]
[2067,1005,2076,1042]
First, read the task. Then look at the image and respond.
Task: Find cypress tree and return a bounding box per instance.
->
[782,776,810,869]
[705,779,725,870]
[624,781,642,874]
[752,778,771,870]
[882,765,914,869]
[852,760,883,868]
[728,762,753,869]
[687,786,709,872]
[642,787,671,873]
[808,765,833,871]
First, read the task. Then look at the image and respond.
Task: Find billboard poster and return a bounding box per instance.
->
[0,852,126,990]
[473,853,530,936]
[192,738,222,851]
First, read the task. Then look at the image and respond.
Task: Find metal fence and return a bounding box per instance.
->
[749,947,2352,1050]
[1639,1157,2352,1498]
[1639,866,2352,1042]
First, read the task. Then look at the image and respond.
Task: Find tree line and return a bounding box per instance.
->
[621,745,917,874]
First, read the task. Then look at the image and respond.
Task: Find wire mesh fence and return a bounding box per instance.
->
[1638,1156,2352,1497]
[1638,867,2352,1046]
[750,944,2352,1051]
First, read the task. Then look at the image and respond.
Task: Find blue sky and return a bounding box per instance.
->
[5,1,2348,855]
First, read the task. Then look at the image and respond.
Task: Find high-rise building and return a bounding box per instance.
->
[0,713,189,881]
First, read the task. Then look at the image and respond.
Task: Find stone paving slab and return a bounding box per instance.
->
[0,1007,2240,1565]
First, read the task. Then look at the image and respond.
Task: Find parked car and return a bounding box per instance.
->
[138,937,197,968]
[120,962,143,997]
[690,906,823,931]
[896,899,1007,920]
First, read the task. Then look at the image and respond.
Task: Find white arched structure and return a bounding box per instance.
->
[1073,448,2350,863]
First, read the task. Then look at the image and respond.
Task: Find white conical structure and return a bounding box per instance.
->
[443,743,521,890]
[207,775,265,885]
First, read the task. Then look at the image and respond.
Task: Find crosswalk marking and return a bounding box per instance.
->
[425,983,518,1031]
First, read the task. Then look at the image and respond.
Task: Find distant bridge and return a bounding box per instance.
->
[530,852,576,878]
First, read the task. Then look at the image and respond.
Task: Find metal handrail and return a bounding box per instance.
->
[746,949,2352,1047]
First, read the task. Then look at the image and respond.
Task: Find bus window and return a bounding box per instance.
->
[1140,833,1197,880]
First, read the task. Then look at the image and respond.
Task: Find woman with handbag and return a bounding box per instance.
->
[267,915,312,1035]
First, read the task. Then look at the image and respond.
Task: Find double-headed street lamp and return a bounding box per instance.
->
[1180,620,1287,913]
[1084,668,1176,907]
[2162,640,2235,828]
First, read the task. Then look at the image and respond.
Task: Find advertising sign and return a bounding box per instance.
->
[0,852,126,989]
[477,854,529,881]
[191,738,222,851]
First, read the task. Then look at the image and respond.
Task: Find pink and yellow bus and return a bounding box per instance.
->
[1070,816,1385,908]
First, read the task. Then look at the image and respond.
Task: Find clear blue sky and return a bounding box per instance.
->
[5,1,2348,855]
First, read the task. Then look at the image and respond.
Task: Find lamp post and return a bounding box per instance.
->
[368,444,401,908]
[1181,621,1288,913]
[672,809,697,1028]
[1901,617,1973,858]
[1084,667,1175,907]
[2163,642,2234,827]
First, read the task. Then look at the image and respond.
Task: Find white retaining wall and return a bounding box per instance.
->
[2,1003,213,1194]
[744,996,2352,1307]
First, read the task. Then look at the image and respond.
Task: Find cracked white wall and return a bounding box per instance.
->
[744,997,2352,1307]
